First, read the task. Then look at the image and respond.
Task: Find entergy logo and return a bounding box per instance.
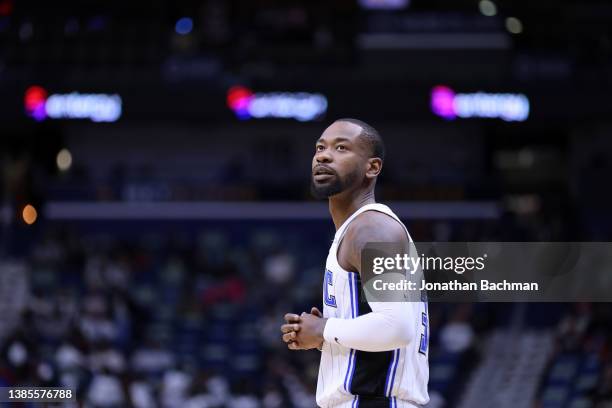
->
[24,86,122,122]
[227,86,327,122]
[431,85,529,122]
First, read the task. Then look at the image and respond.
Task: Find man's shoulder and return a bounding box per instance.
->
[344,208,407,245]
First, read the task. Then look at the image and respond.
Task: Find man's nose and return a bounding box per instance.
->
[315,149,332,163]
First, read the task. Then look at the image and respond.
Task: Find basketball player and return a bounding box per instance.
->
[280,119,429,408]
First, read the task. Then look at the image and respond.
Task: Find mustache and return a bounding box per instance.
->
[312,164,337,176]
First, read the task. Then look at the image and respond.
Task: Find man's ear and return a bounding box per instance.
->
[365,158,383,179]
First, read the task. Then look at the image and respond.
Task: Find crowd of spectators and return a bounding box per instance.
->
[0,220,610,407]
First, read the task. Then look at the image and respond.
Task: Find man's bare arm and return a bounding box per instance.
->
[338,211,409,274]
[323,211,416,352]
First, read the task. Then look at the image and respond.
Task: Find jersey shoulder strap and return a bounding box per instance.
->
[334,203,411,247]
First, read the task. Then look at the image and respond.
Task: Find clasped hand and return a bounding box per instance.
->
[281,307,327,350]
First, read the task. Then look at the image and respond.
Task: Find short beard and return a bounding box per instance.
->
[310,169,359,200]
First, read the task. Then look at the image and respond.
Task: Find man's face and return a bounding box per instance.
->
[311,121,369,199]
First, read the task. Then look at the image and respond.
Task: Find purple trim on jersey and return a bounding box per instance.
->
[346,273,359,393]
[344,273,358,393]
[349,272,358,318]
[384,349,396,397]
[347,348,357,392]
[347,273,359,391]
[352,395,359,408]
[344,348,355,392]
[387,349,400,398]
[385,349,400,397]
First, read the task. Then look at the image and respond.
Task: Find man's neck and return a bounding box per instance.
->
[329,189,376,230]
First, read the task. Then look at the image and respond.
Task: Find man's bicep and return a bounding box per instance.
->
[349,218,409,275]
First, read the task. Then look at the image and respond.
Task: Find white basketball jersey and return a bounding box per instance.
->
[316,203,429,408]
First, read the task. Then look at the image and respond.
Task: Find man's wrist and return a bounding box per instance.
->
[317,317,328,349]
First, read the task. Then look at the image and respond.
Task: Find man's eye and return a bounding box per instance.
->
[336,145,346,151]
[316,145,324,152]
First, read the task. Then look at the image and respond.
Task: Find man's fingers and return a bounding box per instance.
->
[288,341,301,350]
[284,313,300,323]
[282,332,297,343]
[311,307,322,317]
[281,323,300,334]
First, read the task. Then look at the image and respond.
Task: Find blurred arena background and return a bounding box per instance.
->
[1,0,612,407]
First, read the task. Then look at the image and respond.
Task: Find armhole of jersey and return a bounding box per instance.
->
[384,212,413,243]
[335,230,354,273]
[334,207,411,272]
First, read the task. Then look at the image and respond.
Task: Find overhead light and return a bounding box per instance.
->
[175,17,193,35]
[22,204,37,225]
[505,17,523,34]
[57,148,73,172]
[478,0,497,17]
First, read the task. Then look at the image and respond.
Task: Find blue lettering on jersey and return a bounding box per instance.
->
[323,269,337,308]
[418,302,429,355]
